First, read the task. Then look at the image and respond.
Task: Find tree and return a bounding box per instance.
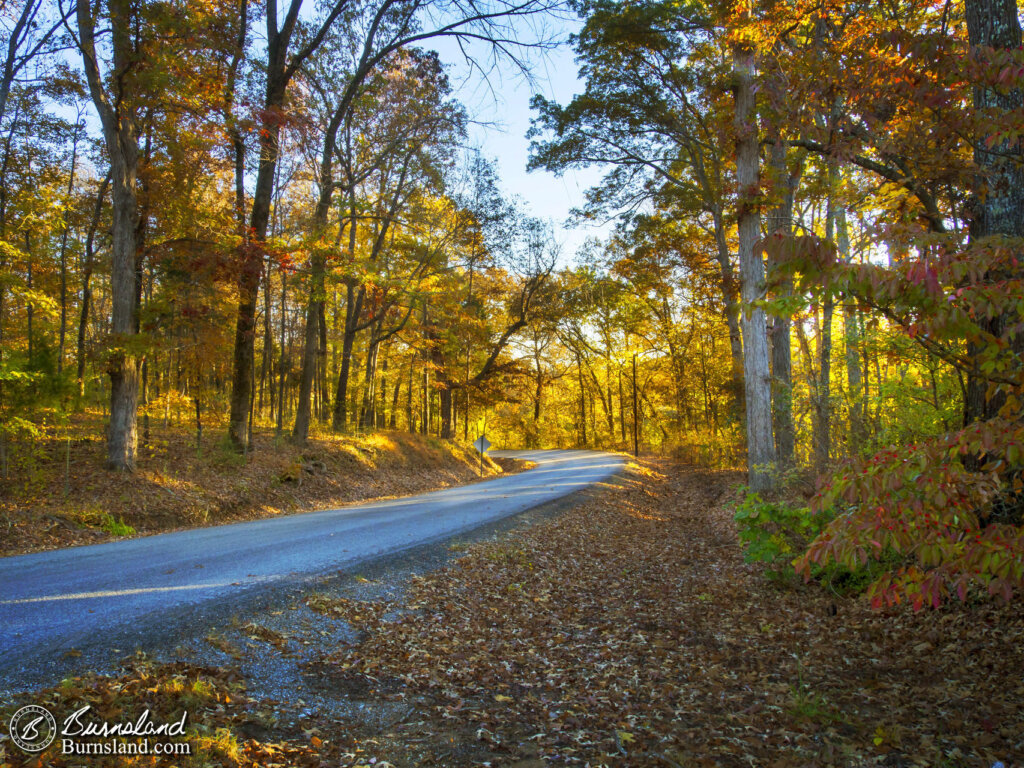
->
[76,0,143,470]
[963,0,1024,425]
[293,46,463,441]
[732,2,774,490]
[528,0,746,410]
[227,0,562,450]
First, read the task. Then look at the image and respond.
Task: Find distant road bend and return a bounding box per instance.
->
[0,449,623,687]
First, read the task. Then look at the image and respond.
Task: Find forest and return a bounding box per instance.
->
[2,0,1024,765]
[1,0,1023,613]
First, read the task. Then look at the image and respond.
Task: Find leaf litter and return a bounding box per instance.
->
[316,459,1024,766]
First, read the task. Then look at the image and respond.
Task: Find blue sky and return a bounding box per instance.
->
[433,25,614,263]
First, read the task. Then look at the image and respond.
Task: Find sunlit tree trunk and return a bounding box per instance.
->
[389,364,401,429]
[78,0,141,471]
[766,140,801,468]
[710,212,745,408]
[578,355,587,447]
[733,12,775,491]
[405,357,414,431]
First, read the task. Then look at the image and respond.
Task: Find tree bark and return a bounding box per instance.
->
[766,140,802,468]
[439,383,453,439]
[710,211,745,409]
[78,0,141,471]
[963,0,1024,425]
[734,18,775,491]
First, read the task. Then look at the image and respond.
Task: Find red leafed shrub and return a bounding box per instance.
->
[777,236,1024,609]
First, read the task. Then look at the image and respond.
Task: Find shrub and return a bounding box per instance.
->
[734,493,827,580]
[100,514,136,537]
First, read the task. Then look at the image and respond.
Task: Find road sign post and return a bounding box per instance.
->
[473,435,491,476]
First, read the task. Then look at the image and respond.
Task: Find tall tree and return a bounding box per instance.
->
[963,0,1024,424]
[76,0,142,470]
[732,3,774,490]
[228,0,560,450]
[529,1,747,409]
[226,0,353,450]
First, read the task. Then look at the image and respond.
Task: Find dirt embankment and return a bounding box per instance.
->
[0,429,521,558]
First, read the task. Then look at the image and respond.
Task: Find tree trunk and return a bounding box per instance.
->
[141,266,152,446]
[294,105,349,440]
[359,328,381,429]
[734,19,775,491]
[292,285,320,441]
[389,358,401,429]
[816,297,833,471]
[405,357,414,431]
[766,140,801,467]
[276,270,288,434]
[577,355,587,447]
[227,56,288,450]
[332,282,364,431]
[104,159,140,471]
[25,235,33,361]
[318,300,329,421]
[439,384,453,439]
[78,0,140,471]
[836,195,865,449]
[618,367,626,444]
[812,171,846,472]
[421,363,429,436]
[259,252,272,416]
[331,181,363,432]
[964,0,1024,424]
[711,211,745,409]
[57,121,82,373]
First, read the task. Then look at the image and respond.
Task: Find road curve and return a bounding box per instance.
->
[0,449,623,688]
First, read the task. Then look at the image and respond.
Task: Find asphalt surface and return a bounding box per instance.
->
[0,449,623,692]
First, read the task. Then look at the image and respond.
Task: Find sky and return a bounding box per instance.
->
[432,23,614,263]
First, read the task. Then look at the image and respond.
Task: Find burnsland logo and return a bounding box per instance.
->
[8,705,57,752]
[6,704,191,756]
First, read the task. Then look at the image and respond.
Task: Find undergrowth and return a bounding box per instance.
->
[734,491,905,596]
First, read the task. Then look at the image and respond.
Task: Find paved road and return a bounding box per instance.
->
[0,449,622,689]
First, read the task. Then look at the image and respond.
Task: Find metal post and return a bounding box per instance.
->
[632,352,639,457]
